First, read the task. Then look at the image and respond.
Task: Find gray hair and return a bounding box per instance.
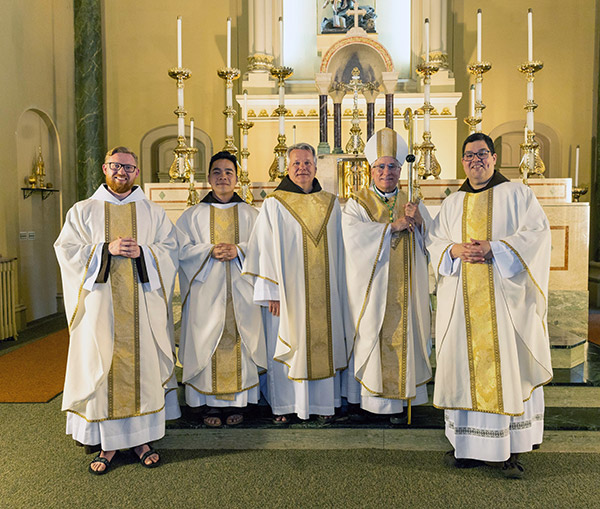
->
[105,146,139,167]
[286,143,317,167]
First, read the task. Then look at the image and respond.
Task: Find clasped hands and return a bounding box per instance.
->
[212,243,238,262]
[108,236,140,258]
[390,202,422,233]
[450,238,492,264]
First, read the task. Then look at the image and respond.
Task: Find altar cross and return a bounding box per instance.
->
[348,4,366,28]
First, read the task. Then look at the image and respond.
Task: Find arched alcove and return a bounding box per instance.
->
[16,108,62,321]
[140,125,213,184]
[489,121,560,179]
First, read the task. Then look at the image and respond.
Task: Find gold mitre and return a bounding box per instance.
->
[364,127,408,166]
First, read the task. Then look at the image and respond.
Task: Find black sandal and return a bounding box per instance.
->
[138,446,161,469]
[203,408,223,428]
[88,452,115,475]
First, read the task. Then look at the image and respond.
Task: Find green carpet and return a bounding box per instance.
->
[1,398,599,508]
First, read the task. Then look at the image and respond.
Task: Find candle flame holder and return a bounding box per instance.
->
[466,61,492,133]
[217,67,241,156]
[168,67,193,182]
[415,61,441,179]
[269,65,294,181]
[237,119,255,205]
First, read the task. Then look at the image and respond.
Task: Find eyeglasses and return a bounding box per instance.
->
[463,150,491,161]
[107,162,137,173]
[372,163,400,171]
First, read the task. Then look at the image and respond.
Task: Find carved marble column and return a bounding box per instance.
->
[315,73,332,154]
[382,72,399,130]
[74,0,105,200]
[362,87,380,140]
[329,87,346,154]
[247,0,274,73]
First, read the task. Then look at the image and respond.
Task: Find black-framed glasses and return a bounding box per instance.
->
[463,150,491,161]
[107,162,137,173]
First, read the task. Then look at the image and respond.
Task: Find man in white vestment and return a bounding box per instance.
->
[342,128,432,424]
[243,143,350,424]
[55,147,180,474]
[176,151,266,427]
[427,133,552,478]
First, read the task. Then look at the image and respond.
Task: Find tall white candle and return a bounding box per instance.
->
[279,17,284,66]
[293,125,297,145]
[227,17,232,68]
[469,85,475,117]
[177,16,182,68]
[178,87,184,109]
[279,85,285,136]
[575,145,580,186]
[527,9,533,62]
[243,90,248,121]
[424,18,430,62]
[226,87,233,137]
[476,9,482,62]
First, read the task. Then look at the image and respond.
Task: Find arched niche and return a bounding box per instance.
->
[140,125,213,184]
[15,108,62,321]
[489,121,560,179]
[320,36,393,85]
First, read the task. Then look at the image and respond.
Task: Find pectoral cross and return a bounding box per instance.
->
[347,4,366,28]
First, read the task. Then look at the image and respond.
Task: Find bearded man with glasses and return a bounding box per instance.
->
[342,128,432,424]
[55,146,180,475]
[427,133,552,478]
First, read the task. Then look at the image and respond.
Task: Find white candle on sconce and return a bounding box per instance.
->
[243,90,248,121]
[279,17,284,66]
[424,18,430,63]
[177,16,182,68]
[575,145,580,187]
[477,9,482,62]
[527,8,533,62]
[469,85,475,117]
[227,17,232,68]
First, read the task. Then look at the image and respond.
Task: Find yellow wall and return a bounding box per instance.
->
[451,0,597,188]
[103,0,246,175]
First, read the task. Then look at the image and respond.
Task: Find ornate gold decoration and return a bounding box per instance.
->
[572,185,588,202]
[217,67,241,156]
[415,61,441,179]
[428,51,449,68]
[519,130,545,182]
[295,109,306,117]
[247,52,274,72]
[441,107,452,115]
[518,60,545,183]
[237,119,255,204]
[308,109,318,117]
[403,108,420,201]
[258,109,269,117]
[466,61,492,133]
[269,65,294,180]
[344,67,374,155]
[338,158,370,198]
[248,109,256,117]
[378,108,386,116]
[167,67,193,182]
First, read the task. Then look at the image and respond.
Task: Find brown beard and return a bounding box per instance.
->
[105,175,135,195]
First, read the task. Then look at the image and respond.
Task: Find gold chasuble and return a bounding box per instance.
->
[105,202,141,419]
[353,188,412,398]
[271,191,336,380]
[461,189,503,413]
[210,205,241,399]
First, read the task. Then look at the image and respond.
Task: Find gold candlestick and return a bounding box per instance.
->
[415,61,441,179]
[518,60,544,183]
[237,119,255,205]
[467,61,492,131]
[269,65,293,180]
[572,185,588,202]
[168,67,193,182]
[217,67,241,155]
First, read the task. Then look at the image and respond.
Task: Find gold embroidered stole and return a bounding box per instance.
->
[210,205,241,399]
[461,189,503,413]
[105,202,140,419]
[354,189,411,398]
[271,191,336,380]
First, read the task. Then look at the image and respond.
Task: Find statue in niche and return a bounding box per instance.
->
[321,0,377,34]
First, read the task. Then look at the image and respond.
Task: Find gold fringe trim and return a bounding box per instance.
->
[68,244,98,330]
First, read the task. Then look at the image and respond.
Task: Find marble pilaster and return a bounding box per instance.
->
[315,73,332,154]
[381,72,398,130]
[74,0,105,200]
[363,88,379,140]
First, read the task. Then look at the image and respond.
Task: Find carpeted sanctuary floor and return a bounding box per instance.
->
[1,396,600,509]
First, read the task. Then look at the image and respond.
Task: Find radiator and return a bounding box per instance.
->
[0,257,18,340]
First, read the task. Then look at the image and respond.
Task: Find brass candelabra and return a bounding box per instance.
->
[167,67,194,182]
[269,65,293,181]
[415,61,441,179]
[518,60,545,182]
[237,119,255,204]
[466,61,492,133]
[217,67,241,155]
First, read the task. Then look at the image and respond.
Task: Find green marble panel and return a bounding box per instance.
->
[548,290,588,339]
[74,0,105,200]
